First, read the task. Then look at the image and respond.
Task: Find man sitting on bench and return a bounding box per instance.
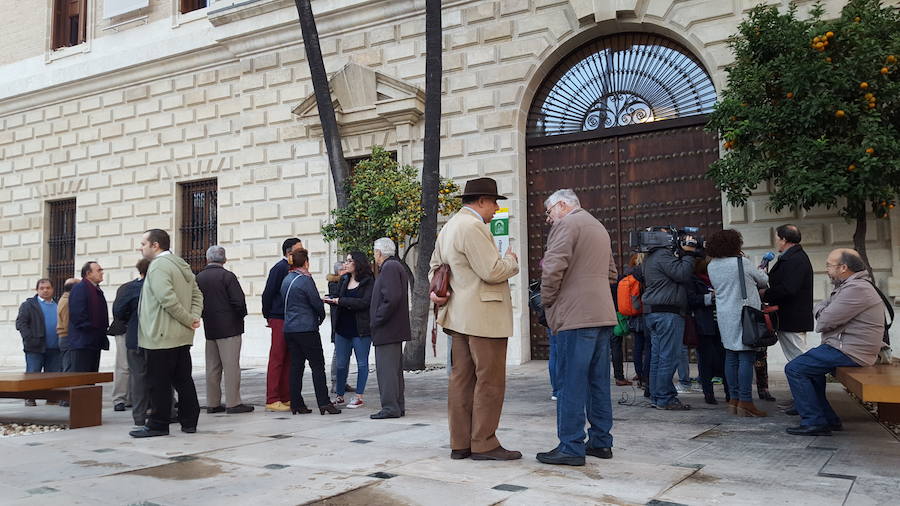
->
[784,249,885,436]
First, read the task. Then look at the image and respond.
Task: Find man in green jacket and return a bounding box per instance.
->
[130,229,204,438]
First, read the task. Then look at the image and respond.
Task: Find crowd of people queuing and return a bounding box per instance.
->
[13,178,891,461]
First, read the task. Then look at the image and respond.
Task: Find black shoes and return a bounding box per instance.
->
[226,404,255,414]
[181,426,197,434]
[758,390,777,402]
[663,400,691,411]
[786,425,832,436]
[450,448,472,460]
[370,411,400,419]
[319,403,341,415]
[704,393,718,405]
[114,403,126,412]
[536,448,585,466]
[292,405,312,414]
[785,408,799,416]
[207,405,226,414]
[129,426,169,438]
[586,447,613,459]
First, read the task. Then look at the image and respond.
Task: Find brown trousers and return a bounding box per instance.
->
[448,331,508,453]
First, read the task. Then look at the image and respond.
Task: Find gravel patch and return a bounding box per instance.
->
[1,423,67,437]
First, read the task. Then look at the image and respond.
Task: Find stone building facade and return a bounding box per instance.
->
[1,0,898,367]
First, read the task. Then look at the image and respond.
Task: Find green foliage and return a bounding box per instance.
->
[707,0,900,221]
[321,146,462,256]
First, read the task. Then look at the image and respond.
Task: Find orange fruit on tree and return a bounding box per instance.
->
[860,82,869,89]
[786,92,794,99]
[835,109,846,118]
[888,55,897,64]
[813,36,821,43]
[869,103,877,109]
[826,31,834,39]
[854,16,861,22]
[881,67,889,74]
[866,147,875,155]
[848,164,856,171]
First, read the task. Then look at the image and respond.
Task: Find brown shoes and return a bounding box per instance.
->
[471,445,522,461]
[727,399,738,415]
[737,401,768,417]
[615,378,633,386]
[450,448,472,460]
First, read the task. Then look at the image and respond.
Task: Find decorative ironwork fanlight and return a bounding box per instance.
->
[527,33,717,137]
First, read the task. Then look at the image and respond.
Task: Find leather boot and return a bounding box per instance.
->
[727,399,738,415]
[737,400,767,417]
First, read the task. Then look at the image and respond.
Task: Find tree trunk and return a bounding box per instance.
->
[853,208,874,277]
[403,0,442,370]
[293,0,350,209]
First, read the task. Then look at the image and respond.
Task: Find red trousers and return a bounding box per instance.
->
[266,319,292,404]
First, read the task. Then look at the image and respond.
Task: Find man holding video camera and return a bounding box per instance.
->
[641,228,703,410]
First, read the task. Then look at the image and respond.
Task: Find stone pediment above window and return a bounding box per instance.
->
[291,63,425,136]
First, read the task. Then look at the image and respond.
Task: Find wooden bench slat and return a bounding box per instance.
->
[0,372,114,392]
[835,366,900,403]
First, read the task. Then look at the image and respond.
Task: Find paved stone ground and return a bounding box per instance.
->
[1,362,898,506]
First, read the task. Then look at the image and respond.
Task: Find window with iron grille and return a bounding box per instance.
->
[52,0,88,50]
[47,199,76,300]
[180,179,217,274]
[179,0,207,14]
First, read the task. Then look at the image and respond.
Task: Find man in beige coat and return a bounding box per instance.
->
[430,177,520,461]
[537,189,618,467]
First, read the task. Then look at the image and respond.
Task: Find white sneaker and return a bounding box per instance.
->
[346,398,365,409]
[675,384,691,394]
[550,395,558,401]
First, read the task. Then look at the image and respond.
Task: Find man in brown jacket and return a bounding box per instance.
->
[784,248,886,436]
[57,278,79,374]
[430,177,520,461]
[537,189,618,466]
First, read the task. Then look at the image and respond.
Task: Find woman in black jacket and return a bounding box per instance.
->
[324,251,374,409]
[686,258,729,405]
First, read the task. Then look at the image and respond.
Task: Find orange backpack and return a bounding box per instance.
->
[617,274,643,317]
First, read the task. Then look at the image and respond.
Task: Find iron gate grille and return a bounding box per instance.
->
[180,179,217,274]
[47,199,76,300]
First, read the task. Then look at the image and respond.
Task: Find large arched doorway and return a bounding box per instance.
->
[526,32,723,359]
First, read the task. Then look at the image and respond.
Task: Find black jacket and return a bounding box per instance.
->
[15,296,47,353]
[762,245,814,332]
[332,275,374,338]
[370,257,411,346]
[197,263,248,340]
[112,278,143,349]
[641,247,697,314]
[686,275,717,337]
[261,258,290,320]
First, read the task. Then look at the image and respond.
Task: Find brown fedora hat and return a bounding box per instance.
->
[459,177,507,200]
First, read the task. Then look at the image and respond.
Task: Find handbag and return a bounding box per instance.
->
[683,315,700,347]
[737,257,779,348]
[430,264,451,357]
[866,280,895,364]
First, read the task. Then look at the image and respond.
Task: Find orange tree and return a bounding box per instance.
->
[707,0,900,268]
[321,146,460,275]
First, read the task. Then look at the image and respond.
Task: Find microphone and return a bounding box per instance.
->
[759,251,776,270]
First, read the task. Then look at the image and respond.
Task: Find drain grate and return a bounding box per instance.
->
[351,439,373,444]
[368,472,397,479]
[493,484,527,492]
[264,464,290,470]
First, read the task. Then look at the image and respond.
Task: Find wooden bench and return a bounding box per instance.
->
[0,372,113,428]
[835,365,900,423]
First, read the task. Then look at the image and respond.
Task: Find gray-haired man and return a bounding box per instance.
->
[196,245,253,414]
[370,237,411,419]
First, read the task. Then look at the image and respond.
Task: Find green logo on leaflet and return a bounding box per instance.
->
[492,218,508,236]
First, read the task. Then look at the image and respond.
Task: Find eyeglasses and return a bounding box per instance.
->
[545,202,562,216]
[825,262,843,269]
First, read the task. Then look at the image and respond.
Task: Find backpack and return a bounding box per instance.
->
[617,274,642,317]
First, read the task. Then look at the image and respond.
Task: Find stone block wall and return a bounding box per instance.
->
[0,0,897,367]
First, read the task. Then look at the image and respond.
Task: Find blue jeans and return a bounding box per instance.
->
[785,344,858,427]
[555,327,613,456]
[677,345,691,386]
[25,349,62,373]
[632,331,650,383]
[334,333,372,396]
[645,313,684,407]
[724,350,755,401]
[548,332,558,397]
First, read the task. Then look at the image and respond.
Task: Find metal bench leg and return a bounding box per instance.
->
[68,385,102,428]
[877,403,900,424]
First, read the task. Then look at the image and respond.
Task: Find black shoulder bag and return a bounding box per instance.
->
[737,257,779,348]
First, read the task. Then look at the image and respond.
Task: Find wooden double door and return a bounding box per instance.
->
[525,118,723,359]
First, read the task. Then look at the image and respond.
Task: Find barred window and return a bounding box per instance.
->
[47,199,76,299]
[180,179,217,274]
[179,0,208,14]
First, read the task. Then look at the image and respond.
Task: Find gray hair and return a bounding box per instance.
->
[206,245,226,263]
[544,189,581,209]
[373,237,396,257]
[333,261,344,274]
